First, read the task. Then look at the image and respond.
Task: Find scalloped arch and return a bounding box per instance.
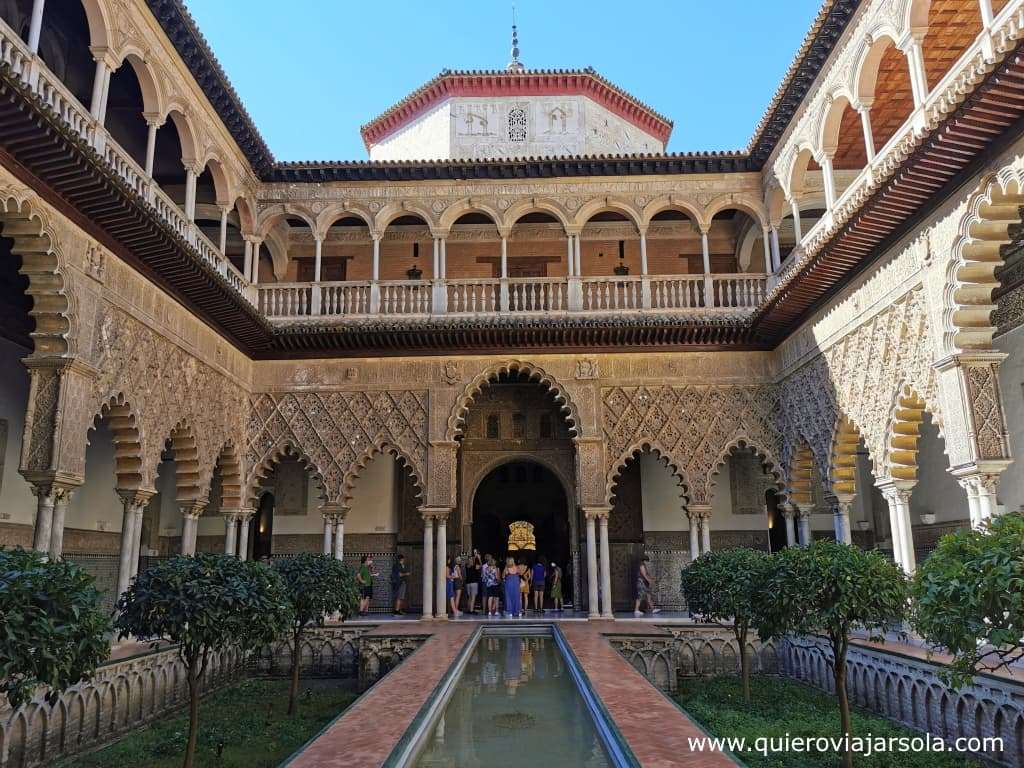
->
[943,167,1024,354]
[0,191,77,357]
[341,440,424,506]
[605,441,691,509]
[446,360,581,441]
[705,437,784,502]
[246,442,326,508]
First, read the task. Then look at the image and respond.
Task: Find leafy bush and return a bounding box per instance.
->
[759,541,909,768]
[115,554,293,768]
[273,553,360,714]
[681,547,772,702]
[911,511,1024,687]
[0,547,111,709]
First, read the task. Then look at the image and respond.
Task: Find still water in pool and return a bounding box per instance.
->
[414,635,611,768]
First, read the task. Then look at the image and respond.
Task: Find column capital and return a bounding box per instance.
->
[582,505,611,521]
[28,478,80,500]
[319,502,347,519]
[933,350,1008,372]
[952,468,1004,495]
[779,502,797,519]
[419,505,452,521]
[430,228,450,240]
[237,507,257,522]
[179,500,207,520]
[686,504,712,520]
[117,487,156,509]
[88,45,116,67]
[875,479,914,504]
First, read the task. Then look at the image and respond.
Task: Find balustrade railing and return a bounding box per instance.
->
[507,277,567,312]
[581,276,643,311]
[711,274,767,308]
[260,283,313,318]
[649,275,706,310]
[320,281,372,316]
[0,20,251,303]
[447,279,500,314]
[378,280,432,315]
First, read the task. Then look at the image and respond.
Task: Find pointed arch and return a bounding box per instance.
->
[341,440,424,506]
[706,437,785,501]
[944,169,1024,353]
[246,442,326,508]
[884,385,927,482]
[207,441,242,509]
[0,189,77,357]
[605,440,691,508]
[446,360,581,441]
[92,393,144,489]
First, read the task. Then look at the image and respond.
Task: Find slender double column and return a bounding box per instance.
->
[435,513,449,620]
[223,513,239,557]
[179,500,207,555]
[582,506,613,618]
[878,480,915,573]
[831,495,854,545]
[797,510,812,547]
[236,509,255,560]
[780,503,797,547]
[584,509,600,618]
[421,512,435,620]
[115,489,156,599]
[957,472,1002,529]
[687,504,713,557]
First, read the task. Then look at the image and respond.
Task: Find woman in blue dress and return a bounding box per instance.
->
[502,557,521,618]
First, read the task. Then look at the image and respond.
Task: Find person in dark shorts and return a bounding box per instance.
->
[357,555,374,616]
[531,556,547,612]
[391,553,410,615]
[465,549,482,614]
[483,554,501,616]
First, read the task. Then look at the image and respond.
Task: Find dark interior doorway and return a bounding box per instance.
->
[252,493,274,560]
[472,460,572,601]
[766,489,788,553]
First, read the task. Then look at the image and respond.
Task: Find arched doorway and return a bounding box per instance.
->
[252,492,274,560]
[471,459,572,602]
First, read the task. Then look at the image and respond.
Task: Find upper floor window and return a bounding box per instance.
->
[539,414,552,439]
[486,414,500,439]
[512,413,526,438]
[508,108,527,142]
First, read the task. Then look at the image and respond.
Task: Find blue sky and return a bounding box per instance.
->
[185,1,823,161]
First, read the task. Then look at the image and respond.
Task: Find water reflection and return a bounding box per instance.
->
[415,635,610,768]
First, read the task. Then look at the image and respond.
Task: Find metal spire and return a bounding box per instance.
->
[508,6,524,72]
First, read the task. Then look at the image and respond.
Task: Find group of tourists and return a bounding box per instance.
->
[447,550,564,618]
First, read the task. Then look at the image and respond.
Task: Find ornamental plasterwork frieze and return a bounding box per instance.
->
[246,390,428,504]
[602,384,782,505]
[777,288,940,484]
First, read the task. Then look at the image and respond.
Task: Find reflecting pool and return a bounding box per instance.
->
[414,634,612,767]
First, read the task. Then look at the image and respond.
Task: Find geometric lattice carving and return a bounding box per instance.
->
[247,391,428,503]
[603,384,782,504]
[965,363,1008,460]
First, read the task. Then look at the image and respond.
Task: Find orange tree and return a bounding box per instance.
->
[0,547,110,709]
[911,511,1024,687]
[758,541,908,768]
[273,553,360,715]
[115,554,292,768]
[681,547,772,702]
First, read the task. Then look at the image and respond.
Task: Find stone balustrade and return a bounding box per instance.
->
[258,273,767,321]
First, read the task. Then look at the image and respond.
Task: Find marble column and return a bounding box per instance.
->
[879,482,915,573]
[598,512,613,619]
[422,513,435,620]
[858,100,875,163]
[435,514,448,620]
[832,496,853,545]
[223,514,238,557]
[30,484,56,554]
[143,117,162,177]
[687,510,701,558]
[179,501,207,555]
[322,515,333,555]
[781,503,797,547]
[115,490,154,599]
[585,511,599,618]
[236,510,254,561]
[700,510,712,554]
[332,512,346,560]
[790,200,803,243]
[820,152,837,210]
[130,502,146,577]
[27,0,45,54]
[47,486,75,561]
[797,512,812,547]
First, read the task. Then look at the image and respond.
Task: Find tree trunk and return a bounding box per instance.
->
[737,627,751,703]
[288,627,302,716]
[184,661,200,768]
[833,640,852,768]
